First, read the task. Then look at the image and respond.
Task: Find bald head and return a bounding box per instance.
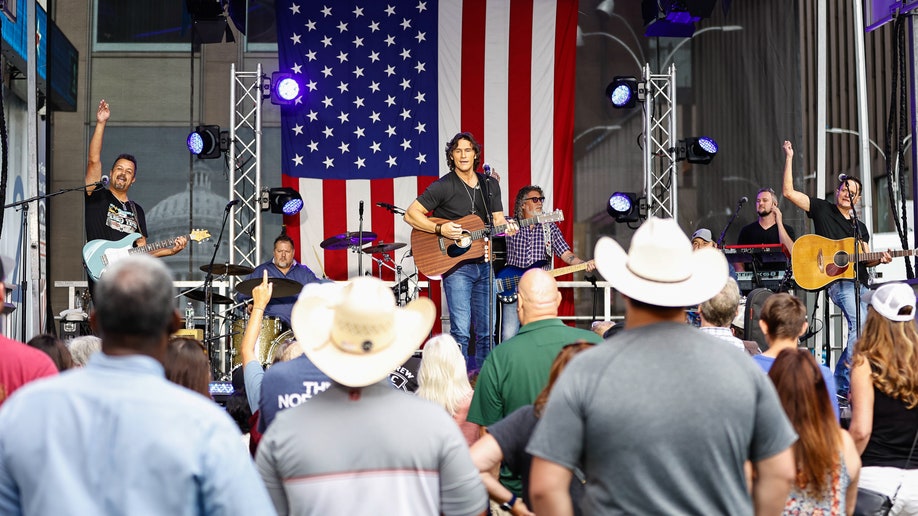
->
[517,269,562,325]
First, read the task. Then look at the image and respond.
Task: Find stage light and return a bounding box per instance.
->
[607,192,642,223]
[605,77,639,109]
[269,71,307,106]
[261,187,303,215]
[676,136,719,164]
[187,125,229,159]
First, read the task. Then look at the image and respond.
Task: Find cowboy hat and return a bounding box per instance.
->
[290,276,436,387]
[594,217,729,307]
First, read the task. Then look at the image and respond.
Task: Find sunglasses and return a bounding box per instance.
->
[525,196,545,203]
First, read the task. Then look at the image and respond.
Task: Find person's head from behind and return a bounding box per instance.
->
[758,293,807,343]
[164,337,211,397]
[417,334,472,415]
[27,334,73,372]
[517,269,562,325]
[533,341,595,417]
[699,278,741,328]
[767,348,839,495]
[67,335,102,367]
[92,255,178,357]
[855,282,918,407]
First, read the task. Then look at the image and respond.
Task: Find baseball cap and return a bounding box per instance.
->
[865,282,916,322]
[691,228,714,243]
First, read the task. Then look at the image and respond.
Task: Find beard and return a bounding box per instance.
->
[757,208,771,217]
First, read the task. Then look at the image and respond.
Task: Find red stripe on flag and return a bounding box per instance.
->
[508,0,534,202]
[369,180,396,280]
[553,0,578,319]
[461,0,487,143]
[323,180,348,280]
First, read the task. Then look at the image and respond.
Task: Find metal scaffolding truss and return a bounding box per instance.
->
[229,63,264,272]
[642,64,678,220]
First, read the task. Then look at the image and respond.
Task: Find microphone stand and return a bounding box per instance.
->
[717,198,747,247]
[3,180,106,340]
[202,201,233,379]
[357,201,365,277]
[479,171,496,362]
[845,182,863,340]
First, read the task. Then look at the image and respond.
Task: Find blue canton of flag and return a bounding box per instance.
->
[276,1,439,180]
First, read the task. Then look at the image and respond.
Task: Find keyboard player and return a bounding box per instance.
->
[735,187,795,272]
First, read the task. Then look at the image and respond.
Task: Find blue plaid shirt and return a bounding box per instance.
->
[505,223,571,268]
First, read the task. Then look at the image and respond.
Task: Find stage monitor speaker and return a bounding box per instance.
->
[744,288,774,351]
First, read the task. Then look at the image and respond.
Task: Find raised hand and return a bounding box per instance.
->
[97,99,110,123]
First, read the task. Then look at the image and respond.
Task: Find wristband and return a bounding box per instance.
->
[435,223,442,236]
[500,493,517,512]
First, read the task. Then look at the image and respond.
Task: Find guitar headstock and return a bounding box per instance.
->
[190,229,212,243]
[536,210,564,224]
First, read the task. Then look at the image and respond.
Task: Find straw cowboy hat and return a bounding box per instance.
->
[594,217,729,307]
[290,276,436,387]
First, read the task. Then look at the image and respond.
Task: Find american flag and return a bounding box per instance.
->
[276,0,578,320]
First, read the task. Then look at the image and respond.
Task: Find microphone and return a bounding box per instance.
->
[359,200,365,217]
[225,199,240,210]
[376,202,406,215]
[482,163,492,177]
[96,175,109,188]
[738,196,749,205]
[838,173,848,182]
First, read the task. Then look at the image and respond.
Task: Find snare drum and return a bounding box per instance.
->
[232,316,283,368]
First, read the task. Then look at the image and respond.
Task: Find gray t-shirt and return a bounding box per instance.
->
[528,322,797,515]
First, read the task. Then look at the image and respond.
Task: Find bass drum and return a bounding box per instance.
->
[263,329,301,366]
[231,316,283,369]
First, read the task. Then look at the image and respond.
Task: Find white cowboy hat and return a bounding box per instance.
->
[290,276,436,387]
[594,217,729,307]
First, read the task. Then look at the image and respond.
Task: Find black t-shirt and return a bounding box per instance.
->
[807,195,870,285]
[85,187,148,242]
[860,384,918,469]
[415,172,503,225]
[736,221,796,271]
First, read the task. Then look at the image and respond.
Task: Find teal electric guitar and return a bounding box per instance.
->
[82,229,210,281]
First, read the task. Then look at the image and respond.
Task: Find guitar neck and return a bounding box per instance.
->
[132,235,182,255]
[856,248,918,263]
[550,262,590,278]
[467,215,549,240]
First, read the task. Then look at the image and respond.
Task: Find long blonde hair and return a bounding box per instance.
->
[853,307,918,409]
[416,335,473,416]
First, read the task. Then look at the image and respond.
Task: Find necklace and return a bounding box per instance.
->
[461,178,478,215]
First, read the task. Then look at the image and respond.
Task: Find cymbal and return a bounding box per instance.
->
[320,231,377,250]
[185,288,234,305]
[362,242,406,254]
[199,263,254,276]
[235,277,303,298]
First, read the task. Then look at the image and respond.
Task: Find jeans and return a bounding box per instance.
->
[827,280,868,396]
[500,300,520,341]
[443,261,496,370]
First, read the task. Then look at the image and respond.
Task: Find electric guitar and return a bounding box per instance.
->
[496,261,592,303]
[411,210,564,278]
[791,234,917,290]
[83,230,211,281]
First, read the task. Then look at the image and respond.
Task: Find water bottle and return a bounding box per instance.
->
[184,302,195,330]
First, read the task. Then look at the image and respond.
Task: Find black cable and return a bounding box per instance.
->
[0,13,8,239]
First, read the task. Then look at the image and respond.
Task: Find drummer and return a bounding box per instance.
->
[237,233,329,327]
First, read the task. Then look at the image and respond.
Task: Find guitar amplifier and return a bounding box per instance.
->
[735,270,789,293]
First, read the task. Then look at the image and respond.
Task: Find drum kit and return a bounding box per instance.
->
[180,224,421,380]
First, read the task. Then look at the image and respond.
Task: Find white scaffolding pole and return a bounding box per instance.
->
[643,64,678,221]
[228,63,263,276]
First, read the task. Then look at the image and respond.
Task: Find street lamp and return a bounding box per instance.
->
[574,124,622,144]
[577,27,643,72]
[659,25,744,70]
[825,127,886,160]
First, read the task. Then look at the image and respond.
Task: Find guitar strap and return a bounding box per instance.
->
[543,223,552,270]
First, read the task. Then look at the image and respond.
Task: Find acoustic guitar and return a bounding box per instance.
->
[411,210,564,277]
[791,234,917,290]
[83,229,211,281]
[495,261,592,303]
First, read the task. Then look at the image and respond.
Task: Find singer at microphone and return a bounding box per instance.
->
[780,139,892,397]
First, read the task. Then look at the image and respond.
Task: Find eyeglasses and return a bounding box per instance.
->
[525,196,545,203]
